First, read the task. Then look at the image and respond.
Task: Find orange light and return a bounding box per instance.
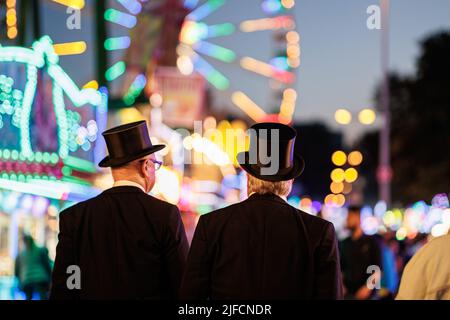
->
[231,91,267,122]
[287,45,300,58]
[330,182,344,194]
[286,31,300,43]
[348,151,363,166]
[7,27,17,39]
[287,58,300,68]
[283,88,297,101]
[281,0,295,9]
[279,102,295,119]
[324,194,335,206]
[6,8,15,16]
[334,194,346,207]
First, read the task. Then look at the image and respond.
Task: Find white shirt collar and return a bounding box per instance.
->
[248,192,287,202]
[113,180,146,193]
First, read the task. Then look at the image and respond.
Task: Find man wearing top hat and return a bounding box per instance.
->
[50,120,189,299]
[180,122,343,299]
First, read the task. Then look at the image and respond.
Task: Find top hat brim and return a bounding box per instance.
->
[98,144,165,168]
[236,151,305,182]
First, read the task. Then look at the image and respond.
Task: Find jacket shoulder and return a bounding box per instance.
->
[297,208,333,227]
[199,200,245,221]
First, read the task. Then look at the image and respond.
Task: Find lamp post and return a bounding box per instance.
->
[378,0,392,206]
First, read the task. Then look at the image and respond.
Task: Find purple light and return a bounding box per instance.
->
[32,196,49,217]
[312,201,322,213]
[432,193,449,209]
[261,0,282,14]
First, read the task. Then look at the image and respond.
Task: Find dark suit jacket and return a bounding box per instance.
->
[50,186,189,299]
[180,193,343,299]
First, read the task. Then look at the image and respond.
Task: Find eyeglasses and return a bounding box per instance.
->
[140,159,162,171]
[149,159,162,171]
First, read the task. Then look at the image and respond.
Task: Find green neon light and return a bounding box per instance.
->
[0,36,103,175]
[123,74,146,106]
[63,155,97,173]
[0,178,99,201]
[193,41,236,63]
[104,36,131,51]
[105,61,126,81]
[61,175,91,186]
[206,23,235,38]
[61,166,72,176]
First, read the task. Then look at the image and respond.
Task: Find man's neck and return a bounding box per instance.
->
[113,180,146,193]
[248,192,287,202]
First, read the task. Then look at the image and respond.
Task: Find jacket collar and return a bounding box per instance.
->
[113,180,146,192]
[247,192,288,205]
[102,186,145,194]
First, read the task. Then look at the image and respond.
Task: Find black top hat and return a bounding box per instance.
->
[236,122,305,182]
[98,120,165,168]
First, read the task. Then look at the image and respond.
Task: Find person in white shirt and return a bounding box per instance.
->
[396,231,450,300]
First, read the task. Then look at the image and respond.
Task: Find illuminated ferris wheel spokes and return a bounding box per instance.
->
[178,0,300,124]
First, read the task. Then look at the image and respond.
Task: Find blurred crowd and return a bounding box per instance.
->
[12,204,448,300]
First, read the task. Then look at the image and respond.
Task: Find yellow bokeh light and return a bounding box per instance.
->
[300,197,312,208]
[287,45,300,58]
[334,194,346,207]
[177,55,194,75]
[281,0,295,9]
[150,93,163,108]
[286,31,299,43]
[6,14,17,26]
[217,120,232,132]
[330,182,344,194]
[358,108,376,125]
[183,136,193,150]
[203,116,217,131]
[287,58,300,68]
[348,151,363,166]
[324,194,335,206]
[83,80,99,90]
[344,168,358,183]
[331,168,345,183]
[283,88,297,101]
[331,150,346,166]
[231,119,247,131]
[118,108,145,124]
[335,109,352,125]
[7,27,17,39]
[53,41,87,56]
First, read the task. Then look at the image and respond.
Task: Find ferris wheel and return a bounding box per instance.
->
[1,0,300,124]
[101,0,300,124]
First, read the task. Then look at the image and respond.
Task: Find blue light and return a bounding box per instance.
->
[270,56,289,70]
[184,0,199,9]
[261,0,282,14]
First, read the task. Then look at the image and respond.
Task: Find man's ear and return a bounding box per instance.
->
[140,159,149,178]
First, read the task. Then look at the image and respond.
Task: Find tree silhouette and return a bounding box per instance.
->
[357,31,450,205]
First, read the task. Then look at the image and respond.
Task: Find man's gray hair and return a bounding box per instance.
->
[247,174,293,197]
